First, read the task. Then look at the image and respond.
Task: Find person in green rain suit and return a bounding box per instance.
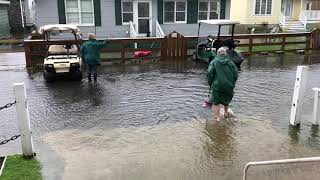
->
[207,47,238,122]
[81,33,110,82]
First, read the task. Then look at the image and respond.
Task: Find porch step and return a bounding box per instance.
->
[280,20,307,32]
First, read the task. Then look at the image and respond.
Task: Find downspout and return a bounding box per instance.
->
[19,0,25,28]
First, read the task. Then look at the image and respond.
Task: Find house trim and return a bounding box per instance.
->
[134,0,153,36]
[253,0,274,16]
[197,0,221,22]
[163,0,188,24]
[64,0,95,26]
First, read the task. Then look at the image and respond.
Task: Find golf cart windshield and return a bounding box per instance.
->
[39,24,81,40]
[198,20,240,39]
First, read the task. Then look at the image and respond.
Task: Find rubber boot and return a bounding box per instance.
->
[93,73,97,83]
[88,73,92,82]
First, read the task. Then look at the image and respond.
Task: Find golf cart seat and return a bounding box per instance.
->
[48,44,78,55]
[223,39,237,50]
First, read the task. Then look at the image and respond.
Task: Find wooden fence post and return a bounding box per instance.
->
[306,34,311,52]
[24,43,32,67]
[248,37,253,54]
[281,35,286,51]
[121,41,125,64]
[13,83,34,157]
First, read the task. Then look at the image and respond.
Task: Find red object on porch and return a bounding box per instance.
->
[133,50,152,58]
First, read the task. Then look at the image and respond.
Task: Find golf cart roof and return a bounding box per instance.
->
[199,20,240,25]
[39,24,81,34]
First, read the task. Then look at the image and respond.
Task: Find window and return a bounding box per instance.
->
[65,0,94,25]
[255,0,272,15]
[198,1,220,21]
[122,1,133,24]
[164,1,187,23]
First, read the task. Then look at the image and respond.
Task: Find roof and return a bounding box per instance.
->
[199,20,240,25]
[39,24,81,34]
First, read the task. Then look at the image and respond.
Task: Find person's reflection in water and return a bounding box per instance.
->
[200,121,237,176]
[87,84,104,107]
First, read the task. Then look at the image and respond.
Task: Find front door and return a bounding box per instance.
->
[282,0,294,17]
[134,1,152,36]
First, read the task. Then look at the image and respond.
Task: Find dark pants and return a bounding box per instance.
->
[87,64,98,82]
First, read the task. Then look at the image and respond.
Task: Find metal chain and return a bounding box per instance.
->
[0,101,16,111]
[0,135,20,146]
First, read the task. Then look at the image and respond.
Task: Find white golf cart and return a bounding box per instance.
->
[39,24,83,82]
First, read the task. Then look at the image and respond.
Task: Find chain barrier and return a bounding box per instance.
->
[0,101,18,145]
[0,101,16,111]
[0,135,20,146]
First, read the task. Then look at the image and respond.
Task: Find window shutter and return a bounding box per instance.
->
[187,0,198,24]
[157,0,163,24]
[57,0,66,24]
[94,0,101,26]
[220,0,226,19]
[115,0,122,25]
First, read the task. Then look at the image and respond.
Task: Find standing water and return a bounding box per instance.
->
[0,52,320,180]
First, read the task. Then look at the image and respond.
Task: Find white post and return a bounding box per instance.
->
[13,83,34,157]
[290,66,309,126]
[312,88,320,125]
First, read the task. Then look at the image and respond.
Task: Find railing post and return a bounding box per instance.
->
[312,88,320,125]
[248,36,253,54]
[281,35,286,51]
[306,33,311,52]
[121,41,125,64]
[290,66,309,126]
[24,43,32,67]
[13,83,34,157]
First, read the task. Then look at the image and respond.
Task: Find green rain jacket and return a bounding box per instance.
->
[80,39,110,65]
[207,55,238,106]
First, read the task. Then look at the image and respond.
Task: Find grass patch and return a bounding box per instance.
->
[252,45,281,51]
[1,155,42,180]
[285,44,306,50]
[237,44,306,52]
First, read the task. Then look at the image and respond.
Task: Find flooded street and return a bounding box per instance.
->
[0,52,320,180]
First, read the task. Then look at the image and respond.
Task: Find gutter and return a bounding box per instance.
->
[0,1,10,5]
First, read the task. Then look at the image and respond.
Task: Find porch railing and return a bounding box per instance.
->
[279,13,286,29]
[305,10,320,21]
[129,21,137,48]
[243,157,320,180]
[299,11,307,29]
[156,20,165,37]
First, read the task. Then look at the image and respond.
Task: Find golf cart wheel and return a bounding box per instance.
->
[192,52,199,61]
[43,72,55,83]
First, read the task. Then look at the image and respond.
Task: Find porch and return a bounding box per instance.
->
[280,0,320,31]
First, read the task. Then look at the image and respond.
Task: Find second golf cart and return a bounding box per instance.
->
[193,20,244,70]
[40,24,83,82]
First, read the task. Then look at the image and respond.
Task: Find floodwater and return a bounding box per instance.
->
[0,52,320,180]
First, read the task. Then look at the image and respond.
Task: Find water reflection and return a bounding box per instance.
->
[288,125,301,145]
[201,121,237,173]
[1,52,320,179]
